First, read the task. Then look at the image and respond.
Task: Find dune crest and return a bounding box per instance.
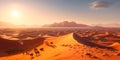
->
[72,33,114,50]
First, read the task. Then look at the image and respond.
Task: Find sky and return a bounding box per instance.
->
[0,0,120,26]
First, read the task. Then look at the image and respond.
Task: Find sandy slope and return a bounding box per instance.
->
[0,33,120,60]
[0,36,44,57]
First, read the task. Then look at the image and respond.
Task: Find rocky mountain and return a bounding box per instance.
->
[42,21,89,27]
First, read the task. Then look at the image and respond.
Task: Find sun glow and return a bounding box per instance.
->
[11,10,21,17]
[9,9,25,25]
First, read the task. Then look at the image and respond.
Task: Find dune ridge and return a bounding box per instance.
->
[73,33,114,50]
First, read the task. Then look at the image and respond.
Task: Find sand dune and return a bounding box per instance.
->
[73,33,114,50]
[0,36,45,57]
[0,33,120,60]
[110,42,120,50]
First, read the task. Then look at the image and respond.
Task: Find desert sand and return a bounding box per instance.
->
[0,32,120,60]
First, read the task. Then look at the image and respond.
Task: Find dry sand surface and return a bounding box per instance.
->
[0,33,120,60]
[0,36,44,57]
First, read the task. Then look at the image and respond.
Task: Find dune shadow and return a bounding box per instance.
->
[73,33,114,50]
[0,37,45,57]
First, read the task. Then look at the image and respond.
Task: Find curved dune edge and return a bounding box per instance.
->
[33,33,119,60]
[73,33,114,50]
[110,42,120,51]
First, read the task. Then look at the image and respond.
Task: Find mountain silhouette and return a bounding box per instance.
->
[42,21,89,27]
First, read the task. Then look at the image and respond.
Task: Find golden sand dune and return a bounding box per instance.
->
[0,36,44,57]
[110,42,120,51]
[0,33,120,60]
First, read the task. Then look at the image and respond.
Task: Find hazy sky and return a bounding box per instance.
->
[0,0,120,26]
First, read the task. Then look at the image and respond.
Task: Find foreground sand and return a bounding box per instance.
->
[0,33,120,60]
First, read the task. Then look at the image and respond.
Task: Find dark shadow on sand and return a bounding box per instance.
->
[0,37,45,57]
[73,33,115,50]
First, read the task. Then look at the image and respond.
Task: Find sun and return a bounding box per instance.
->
[11,10,21,17]
[9,9,25,25]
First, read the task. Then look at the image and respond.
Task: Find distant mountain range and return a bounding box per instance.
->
[42,21,89,27]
